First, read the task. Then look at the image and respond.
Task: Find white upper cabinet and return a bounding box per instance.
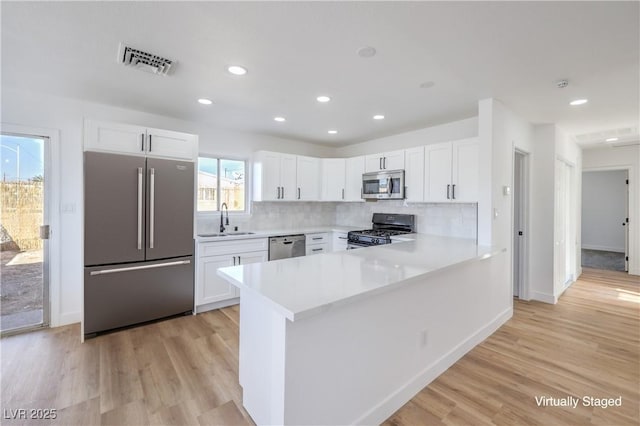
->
[296,156,321,200]
[424,142,453,202]
[146,128,198,160]
[84,119,197,161]
[404,146,425,202]
[365,150,405,172]
[424,138,479,202]
[451,138,480,202]
[281,154,297,201]
[253,151,297,201]
[345,156,365,201]
[321,158,346,201]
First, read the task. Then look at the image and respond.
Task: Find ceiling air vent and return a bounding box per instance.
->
[117,43,174,76]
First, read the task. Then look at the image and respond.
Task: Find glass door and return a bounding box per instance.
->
[0,133,49,334]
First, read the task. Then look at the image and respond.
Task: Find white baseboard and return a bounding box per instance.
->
[530,291,557,304]
[629,268,640,277]
[581,244,625,253]
[355,307,513,425]
[56,311,81,327]
[195,298,240,314]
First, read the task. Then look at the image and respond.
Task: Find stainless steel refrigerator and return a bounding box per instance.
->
[84,151,194,337]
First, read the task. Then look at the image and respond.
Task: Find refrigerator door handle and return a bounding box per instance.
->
[89,260,191,276]
[150,168,155,249]
[137,167,143,250]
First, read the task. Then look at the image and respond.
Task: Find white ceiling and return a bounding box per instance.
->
[2,2,638,147]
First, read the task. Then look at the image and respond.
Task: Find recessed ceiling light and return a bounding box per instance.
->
[605,137,619,142]
[373,115,385,120]
[328,130,338,134]
[198,98,213,105]
[357,46,377,58]
[569,99,588,106]
[227,65,247,76]
[317,95,331,103]
[274,117,286,122]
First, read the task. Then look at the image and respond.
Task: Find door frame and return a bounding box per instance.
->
[512,148,530,300]
[1,123,61,328]
[582,165,631,273]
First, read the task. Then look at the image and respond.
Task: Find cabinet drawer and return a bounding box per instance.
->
[199,238,268,256]
[306,243,329,255]
[306,233,329,244]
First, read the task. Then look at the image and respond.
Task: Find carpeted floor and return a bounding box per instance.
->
[581,248,626,272]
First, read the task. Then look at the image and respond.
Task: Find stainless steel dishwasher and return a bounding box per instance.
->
[269,234,306,261]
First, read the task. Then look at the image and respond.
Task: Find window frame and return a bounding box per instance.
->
[196,154,249,216]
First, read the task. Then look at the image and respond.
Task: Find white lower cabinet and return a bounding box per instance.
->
[306,232,329,255]
[196,238,268,312]
[332,232,348,251]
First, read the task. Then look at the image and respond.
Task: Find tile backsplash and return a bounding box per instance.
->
[198,200,477,240]
[335,201,477,240]
[197,202,339,234]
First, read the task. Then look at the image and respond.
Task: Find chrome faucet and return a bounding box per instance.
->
[220,202,229,233]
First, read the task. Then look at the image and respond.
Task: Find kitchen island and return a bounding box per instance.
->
[217,234,509,425]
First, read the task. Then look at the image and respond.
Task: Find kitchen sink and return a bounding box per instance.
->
[198,232,256,237]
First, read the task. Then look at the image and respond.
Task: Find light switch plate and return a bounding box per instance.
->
[503,186,511,196]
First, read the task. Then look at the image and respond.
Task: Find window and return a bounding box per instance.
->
[197,156,246,212]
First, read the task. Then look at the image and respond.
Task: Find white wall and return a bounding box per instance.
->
[582,170,627,252]
[1,87,335,326]
[478,99,534,301]
[334,117,478,157]
[529,125,556,303]
[527,125,583,303]
[583,145,639,275]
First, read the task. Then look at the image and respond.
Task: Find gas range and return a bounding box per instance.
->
[347,213,416,248]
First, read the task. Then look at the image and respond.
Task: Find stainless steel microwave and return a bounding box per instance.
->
[362,170,405,200]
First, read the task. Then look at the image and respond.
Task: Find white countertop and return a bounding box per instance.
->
[196,225,359,242]
[217,234,504,321]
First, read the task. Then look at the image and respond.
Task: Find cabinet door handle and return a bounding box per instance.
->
[140,134,145,151]
[282,186,285,199]
[383,157,387,169]
[233,256,236,266]
[452,184,456,200]
[338,236,347,240]
[312,248,322,252]
[149,168,155,249]
[379,157,382,170]
[312,237,323,240]
[238,256,241,265]
[276,187,280,199]
[447,184,451,200]
[298,187,301,200]
[137,167,143,250]
[342,188,345,200]
[149,135,152,151]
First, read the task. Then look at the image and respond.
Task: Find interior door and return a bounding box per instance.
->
[84,152,146,265]
[146,158,194,260]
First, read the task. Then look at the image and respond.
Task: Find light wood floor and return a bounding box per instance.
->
[1,268,638,425]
